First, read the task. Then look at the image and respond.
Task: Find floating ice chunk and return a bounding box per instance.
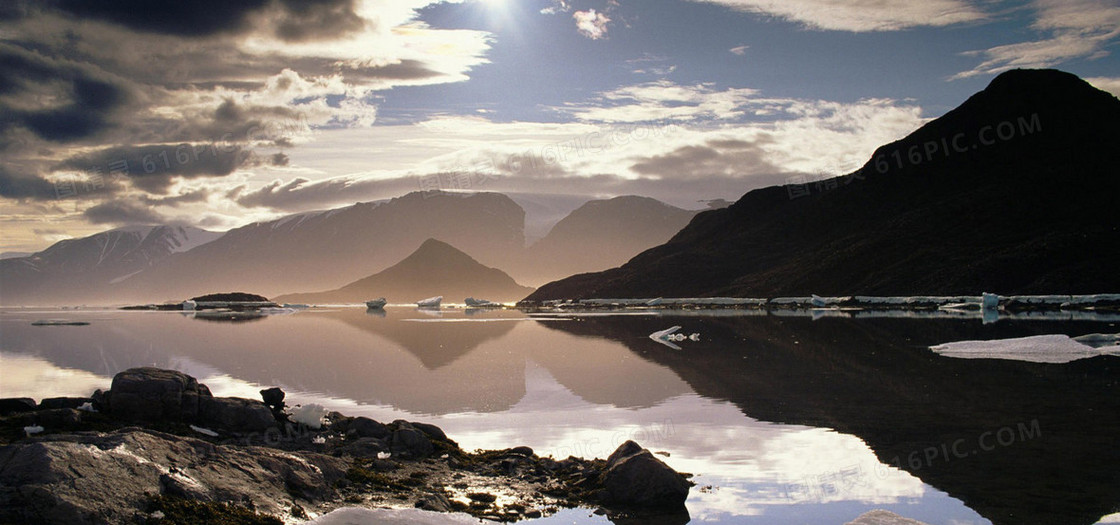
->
[24,425,44,436]
[930,334,1120,364]
[811,294,827,307]
[981,292,1000,310]
[291,403,329,429]
[378,451,391,460]
[189,425,219,437]
[649,326,683,350]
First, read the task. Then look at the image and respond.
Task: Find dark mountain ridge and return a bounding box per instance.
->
[525,69,1120,301]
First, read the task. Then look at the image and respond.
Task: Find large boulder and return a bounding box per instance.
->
[390,421,434,458]
[350,417,390,439]
[198,397,276,432]
[600,440,690,509]
[105,367,207,422]
[0,398,36,416]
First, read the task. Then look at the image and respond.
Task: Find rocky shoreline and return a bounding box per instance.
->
[0,368,692,524]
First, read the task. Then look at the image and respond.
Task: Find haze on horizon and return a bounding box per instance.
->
[2,0,1119,254]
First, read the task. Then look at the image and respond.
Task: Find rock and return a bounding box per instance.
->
[410,421,448,442]
[350,417,390,439]
[0,429,347,524]
[260,387,285,410]
[37,397,92,411]
[509,446,534,457]
[198,397,276,432]
[159,470,211,501]
[606,440,643,466]
[106,367,207,422]
[0,398,36,416]
[416,492,454,512]
[600,441,690,509]
[390,422,434,458]
[340,437,389,457]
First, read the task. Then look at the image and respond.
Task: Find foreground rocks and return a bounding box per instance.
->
[0,368,692,524]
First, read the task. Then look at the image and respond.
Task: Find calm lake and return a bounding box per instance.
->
[2,306,1118,525]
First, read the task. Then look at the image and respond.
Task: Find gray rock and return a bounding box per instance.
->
[37,397,91,411]
[350,417,390,439]
[411,421,448,442]
[340,437,389,457]
[390,422,434,458]
[0,398,36,416]
[600,440,690,508]
[260,387,285,408]
[106,367,208,422]
[509,446,534,457]
[0,429,347,525]
[416,492,453,512]
[198,397,276,432]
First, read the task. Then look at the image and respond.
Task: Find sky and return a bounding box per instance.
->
[1,0,1118,253]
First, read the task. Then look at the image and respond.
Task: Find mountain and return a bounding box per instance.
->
[512,196,699,287]
[0,226,221,306]
[274,238,534,304]
[118,191,526,303]
[525,69,1120,301]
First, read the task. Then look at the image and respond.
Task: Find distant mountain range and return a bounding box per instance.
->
[0,226,221,305]
[526,69,1120,301]
[274,238,534,304]
[0,192,695,305]
[513,196,699,286]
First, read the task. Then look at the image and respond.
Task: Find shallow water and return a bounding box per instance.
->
[2,306,1118,525]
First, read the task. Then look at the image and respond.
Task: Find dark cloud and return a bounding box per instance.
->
[0,43,133,142]
[273,0,367,42]
[630,139,782,179]
[0,165,57,200]
[49,0,367,42]
[51,0,270,38]
[56,144,253,194]
[83,200,167,225]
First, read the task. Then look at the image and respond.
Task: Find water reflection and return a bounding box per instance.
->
[1,307,1117,524]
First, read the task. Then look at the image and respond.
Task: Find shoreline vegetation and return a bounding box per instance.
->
[0,368,693,525]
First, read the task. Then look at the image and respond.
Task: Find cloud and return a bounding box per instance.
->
[0,1,494,200]
[50,0,369,42]
[0,165,57,200]
[0,43,135,143]
[83,200,168,225]
[1086,77,1120,97]
[573,9,611,39]
[631,139,784,180]
[686,0,987,32]
[952,0,1120,79]
[54,144,277,194]
[729,45,749,55]
[560,81,762,122]
[233,175,420,212]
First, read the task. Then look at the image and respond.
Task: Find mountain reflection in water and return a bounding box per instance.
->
[1,307,1117,524]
